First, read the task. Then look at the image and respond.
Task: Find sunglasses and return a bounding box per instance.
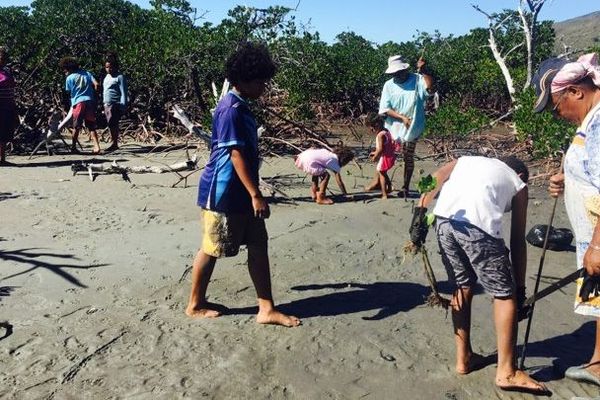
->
[550,89,569,115]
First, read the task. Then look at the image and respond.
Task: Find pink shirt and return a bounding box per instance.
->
[295,148,341,176]
[380,130,395,157]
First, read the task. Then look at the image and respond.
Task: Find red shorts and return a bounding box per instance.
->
[72,101,97,129]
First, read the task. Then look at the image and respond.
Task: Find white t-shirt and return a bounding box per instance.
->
[433,156,526,238]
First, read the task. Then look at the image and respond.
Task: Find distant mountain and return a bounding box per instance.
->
[553,11,600,55]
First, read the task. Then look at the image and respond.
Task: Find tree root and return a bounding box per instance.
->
[403,240,451,310]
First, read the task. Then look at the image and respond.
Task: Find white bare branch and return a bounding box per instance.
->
[472,3,516,102]
[487,29,516,101]
[471,4,491,19]
[493,14,516,31]
[520,0,547,89]
[472,0,547,99]
[505,43,525,58]
[518,3,533,88]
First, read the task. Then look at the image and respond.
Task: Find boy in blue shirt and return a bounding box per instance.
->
[59,57,100,154]
[186,42,300,327]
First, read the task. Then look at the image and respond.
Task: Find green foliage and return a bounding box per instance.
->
[0,7,32,57]
[514,88,572,157]
[0,0,567,159]
[424,100,491,137]
[273,32,334,118]
[425,213,436,227]
[274,31,385,117]
[417,174,437,194]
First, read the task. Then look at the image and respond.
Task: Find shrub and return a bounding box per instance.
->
[424,100,491,138]
[514,88,572,158]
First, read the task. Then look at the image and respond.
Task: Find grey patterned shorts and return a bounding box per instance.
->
[435,218,515,298]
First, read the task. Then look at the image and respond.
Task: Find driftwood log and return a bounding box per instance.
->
[71,155,199,182]
[67,102,295,199]
[171,104,211,146]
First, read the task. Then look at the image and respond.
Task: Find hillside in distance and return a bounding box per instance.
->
[553,10,600,54]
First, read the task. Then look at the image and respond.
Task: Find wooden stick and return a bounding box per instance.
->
[519,152,566,369]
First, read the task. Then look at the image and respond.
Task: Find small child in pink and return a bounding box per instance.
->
[365,113,396,199]
[295,147,354,205]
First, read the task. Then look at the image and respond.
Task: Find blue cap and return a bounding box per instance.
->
[532,57,569,113]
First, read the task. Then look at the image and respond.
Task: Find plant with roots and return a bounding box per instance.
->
[404,173,450,309]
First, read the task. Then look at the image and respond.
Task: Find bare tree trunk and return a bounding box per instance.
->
[519,4,533,89]
[488,29,517,102]
[473,4,520,103]
[520,0,545,89]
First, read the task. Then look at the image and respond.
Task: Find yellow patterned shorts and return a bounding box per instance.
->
[575,195,600,313]
[201,210,268,258]
[575,275,600,309]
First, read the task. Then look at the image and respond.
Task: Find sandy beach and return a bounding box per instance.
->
[1,142,599,399]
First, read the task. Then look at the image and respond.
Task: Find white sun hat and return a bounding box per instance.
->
[385,55,410,74]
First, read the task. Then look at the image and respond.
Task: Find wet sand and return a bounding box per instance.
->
[0,143,598,399]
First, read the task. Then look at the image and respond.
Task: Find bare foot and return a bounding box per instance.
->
[316,197,333,205]
[456,352,486,375]
[256,309,301,327]
[310,187,317,200]
[185,303,221,319]
[316,196,334,205]
[92,147,102,155]
[365,183,380,192]
[496,370,549,395]
[586,362,600,378]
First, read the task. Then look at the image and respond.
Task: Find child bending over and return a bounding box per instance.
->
[365,113,396,199]
[409,156,547,395]
[295,147,354,205]
[59,57,100,154]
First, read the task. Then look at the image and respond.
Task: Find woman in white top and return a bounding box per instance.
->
[539,53,600,386]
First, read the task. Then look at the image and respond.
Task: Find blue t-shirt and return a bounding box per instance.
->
[65,70,96,106]
[197,92,259,213]
[379,73,429,143]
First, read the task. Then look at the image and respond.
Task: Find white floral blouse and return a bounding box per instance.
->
[564,101,600,317]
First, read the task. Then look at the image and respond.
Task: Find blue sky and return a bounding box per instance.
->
[6,0,600,44]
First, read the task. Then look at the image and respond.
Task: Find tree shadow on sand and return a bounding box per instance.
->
[516,321,597,383]
[272,192,385,205]
[0,285,19,342]
[227,281,431,320]
[0,192,20,202]
[0,321,13,342]
[0,285,17,301]
[0,248,109,288]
